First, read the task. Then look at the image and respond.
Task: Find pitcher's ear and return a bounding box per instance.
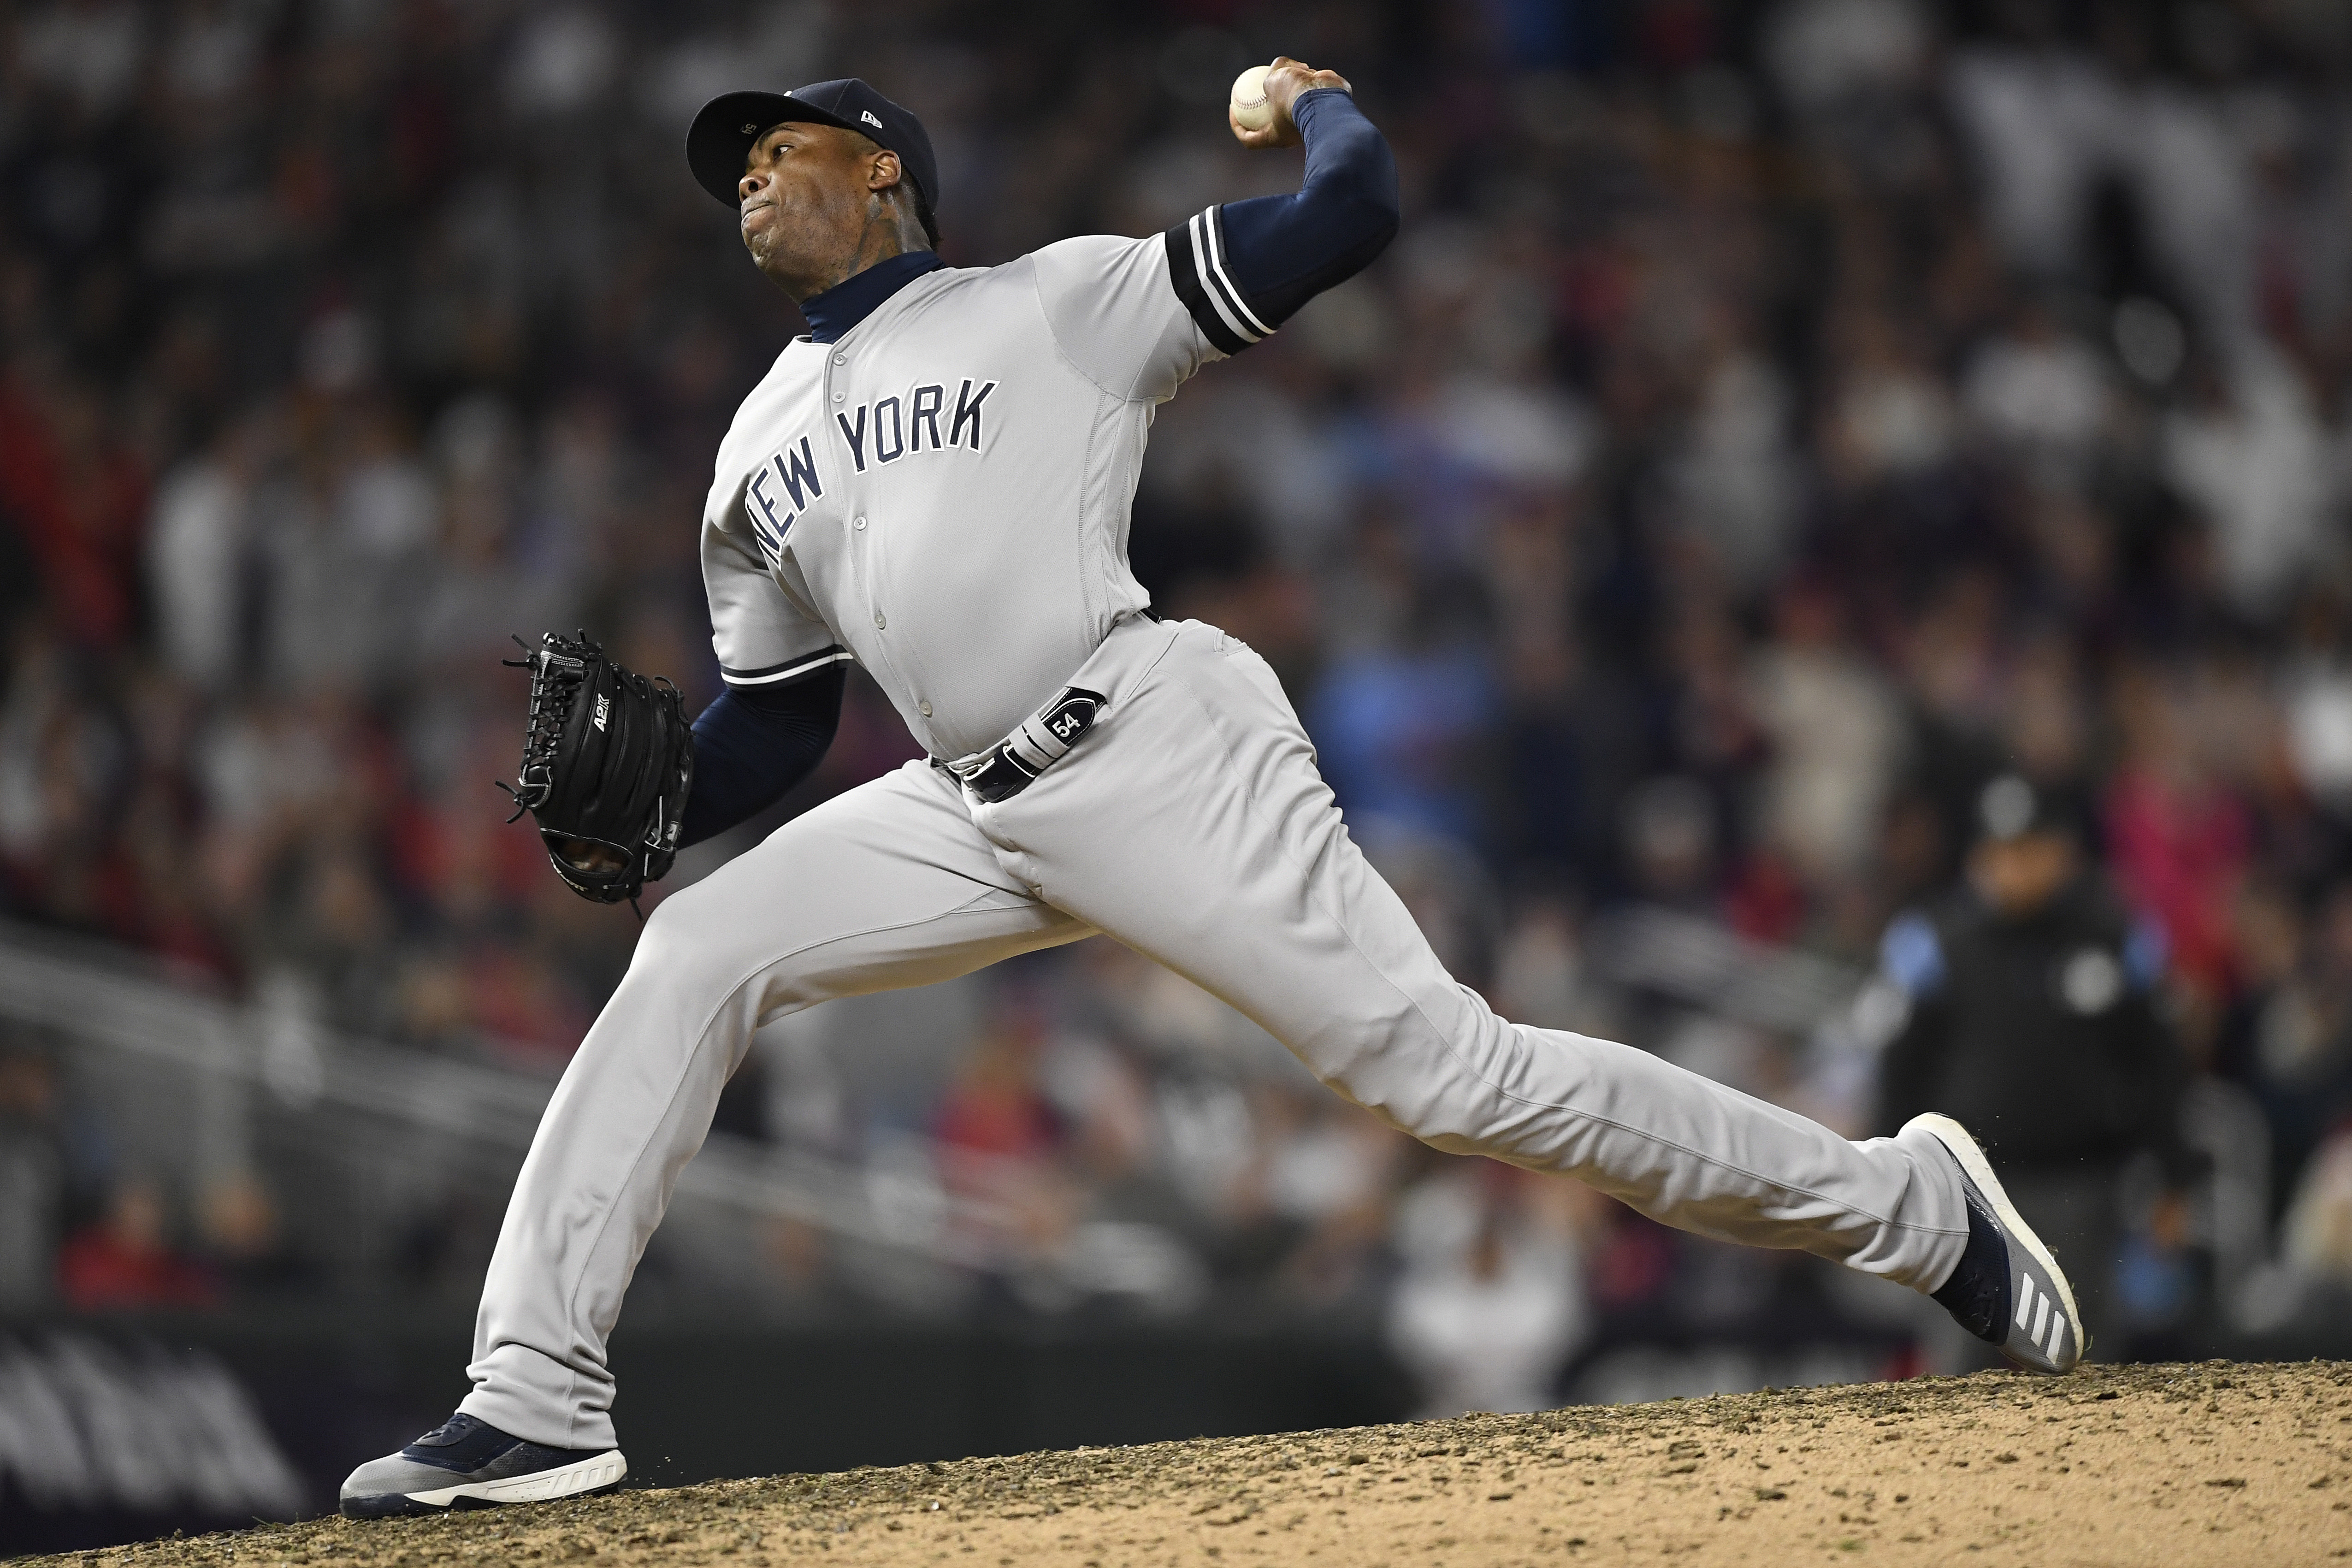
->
[868,149,904,195]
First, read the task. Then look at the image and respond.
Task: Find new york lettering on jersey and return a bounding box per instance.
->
[737,376,999,568]
[833,376,996,473]
[740,434,824,570]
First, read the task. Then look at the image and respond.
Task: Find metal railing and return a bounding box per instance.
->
[0,922,1008,1283]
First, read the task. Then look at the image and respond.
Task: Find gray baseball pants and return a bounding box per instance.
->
[461,616,1969,1450]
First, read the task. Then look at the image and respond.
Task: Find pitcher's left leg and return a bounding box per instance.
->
[977,622,1968,1290]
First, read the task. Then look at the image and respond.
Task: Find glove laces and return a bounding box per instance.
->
[494,633,586,823]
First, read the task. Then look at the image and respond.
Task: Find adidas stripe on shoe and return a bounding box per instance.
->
[1906,1112,2087,1375]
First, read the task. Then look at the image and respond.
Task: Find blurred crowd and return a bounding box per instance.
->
[6,0,2352,1410]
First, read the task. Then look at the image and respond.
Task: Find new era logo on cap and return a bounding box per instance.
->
[861,110,882,128]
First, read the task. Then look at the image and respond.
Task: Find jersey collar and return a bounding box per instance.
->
[799,250,946,344]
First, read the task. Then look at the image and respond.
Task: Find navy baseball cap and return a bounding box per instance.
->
[686,78,938,216]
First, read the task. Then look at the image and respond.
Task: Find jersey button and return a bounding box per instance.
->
[833,353,846,364]
[833,390,845,402]
[873,609,886,629]
[853,515,867,530]
[919,701,932,717]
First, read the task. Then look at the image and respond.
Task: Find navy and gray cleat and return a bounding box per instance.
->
[339,1412,626,1518]
[1906,1112,2087,1375]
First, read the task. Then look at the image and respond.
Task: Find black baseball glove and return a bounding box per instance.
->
[497,631,694,907]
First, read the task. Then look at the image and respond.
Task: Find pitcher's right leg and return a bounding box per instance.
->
[458,760,1087,1452]
[978,624,1971,1293]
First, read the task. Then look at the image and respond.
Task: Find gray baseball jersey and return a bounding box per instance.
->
[701,216,1241,761]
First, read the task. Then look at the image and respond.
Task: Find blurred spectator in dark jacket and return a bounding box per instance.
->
[1875,773,2200,1355]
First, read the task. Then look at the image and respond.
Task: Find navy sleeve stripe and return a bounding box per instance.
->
[1163,211,1255,356]
[720,645,853,686]
[1200,208,1276,339]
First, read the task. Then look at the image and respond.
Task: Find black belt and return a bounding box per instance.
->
[931,686,1107,804]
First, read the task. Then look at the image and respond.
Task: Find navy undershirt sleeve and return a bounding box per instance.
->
[1164,89,1399,351]
[678,667,845,848]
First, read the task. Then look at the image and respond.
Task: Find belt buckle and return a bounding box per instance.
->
[962,748,1034,803]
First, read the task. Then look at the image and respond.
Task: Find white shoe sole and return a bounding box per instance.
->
[403,1450,627,1508]
[1903,1112,2088,1371]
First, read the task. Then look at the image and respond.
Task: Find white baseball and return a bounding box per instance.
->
[1229,64,1274,133]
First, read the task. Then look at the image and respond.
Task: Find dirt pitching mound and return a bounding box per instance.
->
[40,1361,2352,1568]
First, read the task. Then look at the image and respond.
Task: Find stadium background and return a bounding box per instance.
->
[2,0,2351,1550]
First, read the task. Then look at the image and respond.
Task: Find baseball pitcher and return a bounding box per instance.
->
[342,60,2083,1518]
